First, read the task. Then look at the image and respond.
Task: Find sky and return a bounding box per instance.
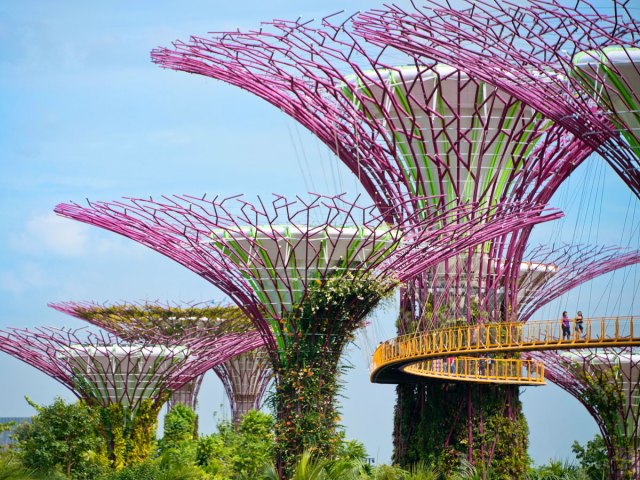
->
[1,0,639,467]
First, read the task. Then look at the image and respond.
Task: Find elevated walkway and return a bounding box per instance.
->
[371,316,640,384]
[403,356,545,385]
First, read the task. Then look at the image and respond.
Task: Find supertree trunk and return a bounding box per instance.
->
[167,374,205,411]
[212,348,272,425]
[396,380,528,475]
[352,3,640,471]
[393,267,531,475]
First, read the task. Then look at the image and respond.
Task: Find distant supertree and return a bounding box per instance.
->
[55,193,558,474]
[149,17,591,474]
[517,244,640,322]
[529,349,640,479]
[354,0,640,197]
[213,348,271,423]
[0,325,262,467]
[50,301,272,421]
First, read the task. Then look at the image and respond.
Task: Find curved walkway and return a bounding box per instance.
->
[403,356,546,385]
[371,316,640,383]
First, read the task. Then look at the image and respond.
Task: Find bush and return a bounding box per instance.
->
[14,397,106,479]
[97,459,209,480]
[196,410,275,479]
[0,449,35,480]
[160,404,197,451]
[158,404,198,469]
[571,435,609,480]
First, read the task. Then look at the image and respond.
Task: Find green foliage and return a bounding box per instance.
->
[157,404,199,470]
[260,453,512,480]
[196,434,229,477]
[567,363,631,478]
[262,450,367,480]
[475,403,529,479]
[528,459,589,480]
[159,404,196,453]
[128,399,160,464]
[95,459,208,480]
[337,439,368,464]
[275,273,396,474]
[394,382,529,479]
[0,423,15,436]
[77,304,251,338]
[98,398,163,468]
[96,461,163,480]
[99,404,126,469]
[369,464,408,480]
[0,449,36,480]
[274,360,343,471]
[571,435,609,480]
[14,397,106,479]
[197,410,275,479]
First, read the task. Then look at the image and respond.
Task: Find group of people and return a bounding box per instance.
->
[561,310,585,340]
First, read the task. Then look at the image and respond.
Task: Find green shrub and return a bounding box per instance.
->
[0,450,35,480]
[160,404,197,452]
[97,460,163,480]
[14,397,106,479]
[571,435,609,480]
[158,404,199,470]
[196,410,275,479]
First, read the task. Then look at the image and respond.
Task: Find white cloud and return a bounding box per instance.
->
[9,211,148,260]
[10,212,90,256]
[0,262,48,295]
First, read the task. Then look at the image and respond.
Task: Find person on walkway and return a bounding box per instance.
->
[561,311,571,340]
[574,310,585,338]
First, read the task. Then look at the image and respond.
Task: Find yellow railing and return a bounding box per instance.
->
[372,316,640,382]
[403,356,545,385]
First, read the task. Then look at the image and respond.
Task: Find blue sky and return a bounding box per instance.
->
[1,0,639,466]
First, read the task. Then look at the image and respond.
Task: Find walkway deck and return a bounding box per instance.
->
[371,316,640,383]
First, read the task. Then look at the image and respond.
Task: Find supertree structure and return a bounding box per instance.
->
[212,347,272,423]
[149,17,594,475]
[527,349,640,479]
[352,2,640,471]
[0,325,262,467]
[354,0,640,198]
[49,301,272,421]
[54,193,558,474]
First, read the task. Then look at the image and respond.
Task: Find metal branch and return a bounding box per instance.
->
[354,0,640,197]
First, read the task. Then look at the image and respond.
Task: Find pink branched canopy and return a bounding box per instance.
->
[518,244,640,322]
[49,300,270,415]
[55,194,560,363]
[151,15,591,325]
[49,300,256,340]
[152,16,591,221]
[0,326,263,410]
[354,0,640,198]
